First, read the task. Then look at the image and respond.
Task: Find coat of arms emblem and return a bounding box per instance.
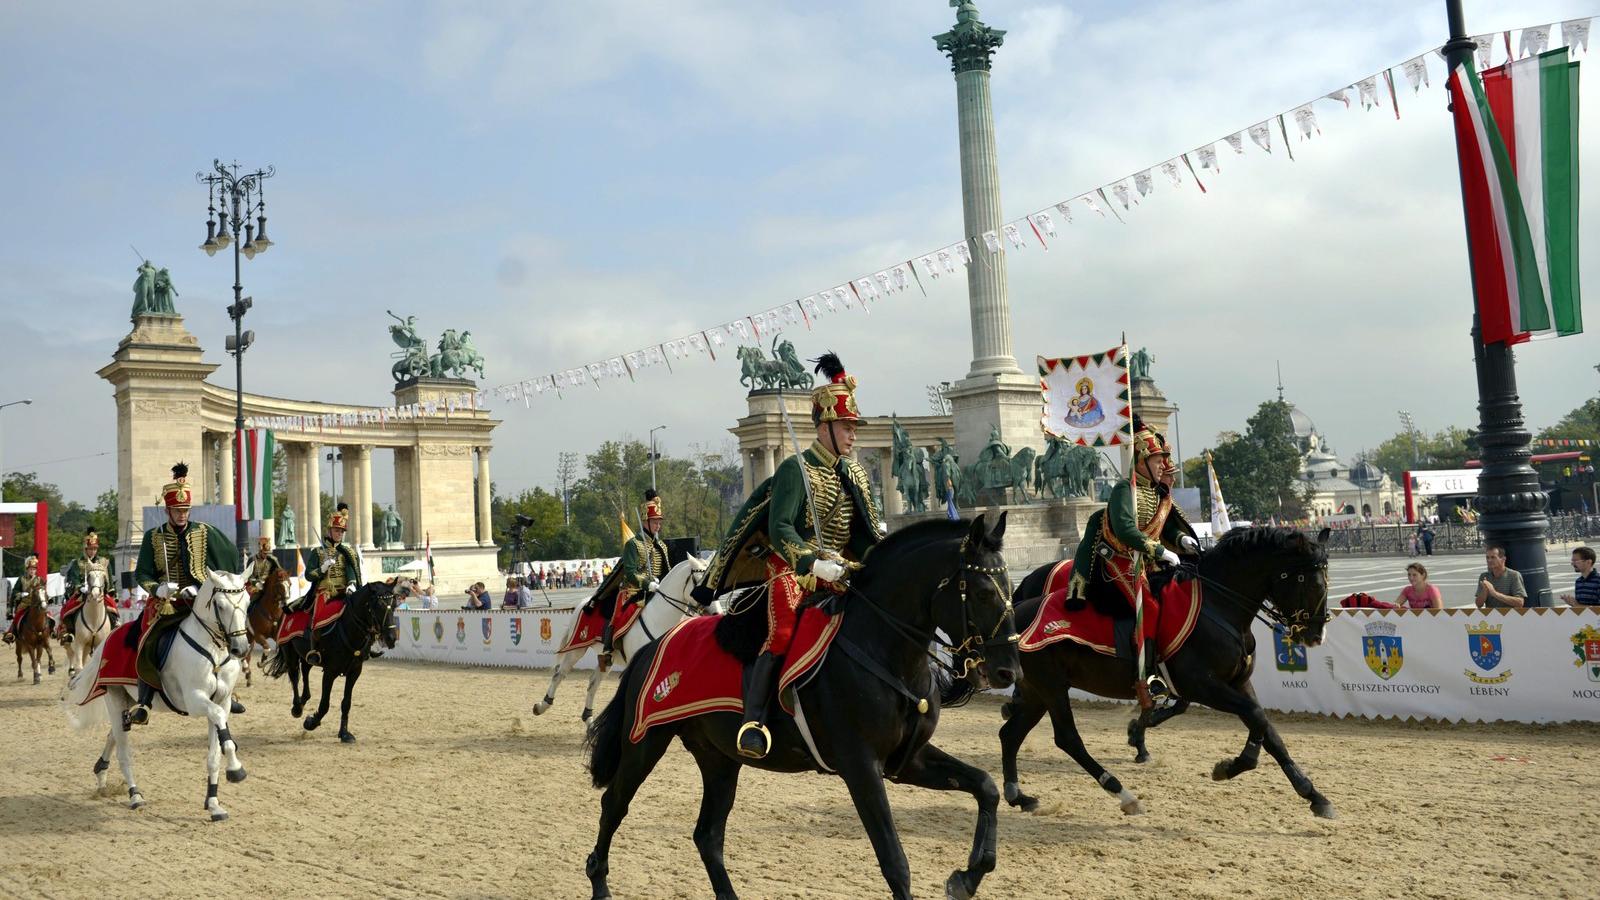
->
[652,671,681,703]
[455,617,466,644]
[432,618,445,642]
[481,616,493,645]
[1465,622,1512,685]
[410,616,421,643]
[539,617,552,642]
[1362,621,1403,680]
[1273,624,1308,672]
[1572,624,1600,682]
[509,617,523,646]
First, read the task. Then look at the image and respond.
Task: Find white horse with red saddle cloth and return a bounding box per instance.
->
[61,568,252,821]
[532,557,717,722]
[63,568,117,678]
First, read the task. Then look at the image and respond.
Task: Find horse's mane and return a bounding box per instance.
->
[1208,526,1327,569]
[855,519,974,587]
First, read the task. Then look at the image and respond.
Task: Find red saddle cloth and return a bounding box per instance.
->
[629,607,843,744]
[81,621,142,705]
[558,599,643,655]
[1018,560,1201,661]
[60,595,117,621]
[277,595,347,644]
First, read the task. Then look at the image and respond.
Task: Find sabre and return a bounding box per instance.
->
[777,395,828,559]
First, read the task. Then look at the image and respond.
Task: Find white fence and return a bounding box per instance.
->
[379,606,1600,724]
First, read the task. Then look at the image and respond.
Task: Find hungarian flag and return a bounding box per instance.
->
[1449,52,1582,345]
[235,428,275,520]
[425,533,435,583]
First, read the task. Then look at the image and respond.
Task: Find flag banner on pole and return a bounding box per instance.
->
[619,513,635,544]
[1480,48,1583,340]
[1207,453,1234,535]
[1038,347,1130,446]
[425,533,435,583]
[1449,57,1553,345]
[235,428,275,521]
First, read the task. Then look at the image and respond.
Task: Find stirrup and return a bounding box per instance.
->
[736,721,771,759]
[306,644,322,665]
[596,651,613,672]
[123,705,150,730]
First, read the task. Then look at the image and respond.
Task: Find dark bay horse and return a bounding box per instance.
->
[265,581,399,743]
[13,601,56,684]
[997,527,1336,819]
[584,514,1020,900]
[242,568,291,687]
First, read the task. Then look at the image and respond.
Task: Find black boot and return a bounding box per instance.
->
[123,683,154,730]
[597,621,616,672]
[736,652,782,760]
[1142,638,1169,701]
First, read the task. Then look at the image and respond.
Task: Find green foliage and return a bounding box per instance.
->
[1207,400,1311,521]
[1368,426,1477,482]
[1538,397,1600,445]
[1,474,118,576]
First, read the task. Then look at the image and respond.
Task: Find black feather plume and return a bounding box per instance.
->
[1130,415,1146,433]
[811,351,844,381]
[643,488,659,502]
[171,462,189,479]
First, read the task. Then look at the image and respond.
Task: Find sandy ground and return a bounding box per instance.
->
[2,656,1596,900]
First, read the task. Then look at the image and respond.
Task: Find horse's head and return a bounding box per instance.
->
[945,512,1019,688]
[357,581,401,650]
[1202,527,1330,646]
[85,569,108,599]
[200,568,252,659]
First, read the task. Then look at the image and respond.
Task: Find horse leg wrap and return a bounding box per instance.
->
[206,782,218,801]
[93,757,110,776]
[217,726,234,749]
[1002,782,1021,804]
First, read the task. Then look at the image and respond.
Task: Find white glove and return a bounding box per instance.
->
[646,580,660,593]
[1179,535,1199,554]
[155,582,175,600]
[812,559,846,584]
[1158,548,1181,568]
[320,557,335,573]
[345,583,358,595]
[177,585,199,603]
[876,521,888,536]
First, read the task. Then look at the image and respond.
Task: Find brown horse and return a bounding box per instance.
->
[14,601,56,684]
[242,569,291,687]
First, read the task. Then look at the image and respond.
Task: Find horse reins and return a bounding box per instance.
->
[1178,558,1329,645]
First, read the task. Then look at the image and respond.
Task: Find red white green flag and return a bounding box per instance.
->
[1449,52,1582,345]
[234,428,275,521]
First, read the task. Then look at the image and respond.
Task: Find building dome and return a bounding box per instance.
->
[1288,406,1316,439]
[1351,459,1383,485]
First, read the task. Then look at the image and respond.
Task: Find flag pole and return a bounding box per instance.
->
[1125,335,1151,709]
[1440,0,1552,605]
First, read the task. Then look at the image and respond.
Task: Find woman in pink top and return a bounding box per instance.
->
[1398,562,1443,610]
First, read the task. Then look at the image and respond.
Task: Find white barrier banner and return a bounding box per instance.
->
[1249,607,1600,723]
[382,608,598,671]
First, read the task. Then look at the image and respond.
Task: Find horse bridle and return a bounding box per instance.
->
[185,583,250,669]
[1183,558,1329,644]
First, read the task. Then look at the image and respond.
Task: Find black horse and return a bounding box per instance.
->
[265,580,400,743]
[584,514,1020,900]
[997,527,1336,819]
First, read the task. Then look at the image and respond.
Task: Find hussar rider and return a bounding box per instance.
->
[246,534,283,594]
[695,352,883,759]
[125,463,242,728]
[4,553,50,644]
[597,489,670,672]
[1067,417,1197,707]
[292,506,362,664]
[58,526,118,641]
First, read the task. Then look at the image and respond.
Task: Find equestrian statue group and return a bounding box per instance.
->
[388,310,486,382]
[889,423,1110,513]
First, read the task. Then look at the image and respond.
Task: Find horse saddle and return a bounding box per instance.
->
[136,611,190,688]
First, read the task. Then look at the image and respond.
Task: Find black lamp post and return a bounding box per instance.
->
[198,159,275,553]
[1440,2,1551,605]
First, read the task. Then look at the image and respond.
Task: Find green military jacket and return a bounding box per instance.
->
[14,572,47,609]
[698,441,883,600]
[305,538,362,595]
[65,553,115,597]
[619,532,669,594]
[1071,479,1196,589]
[134,522,241,597]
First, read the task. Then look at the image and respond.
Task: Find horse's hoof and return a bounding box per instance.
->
[339,732,356,744]
[226,768,247,784]
[532,701,550,716]
[33,675,41,685]
[210,809,229,823]
[1211,760,1232,782]
[303,717,320,731]
[48,665,55,674]
[1120,796,1146,816]
[1133,751,1150,764]
[1312,801,1338,820]
[945,869,975,900]
[230,700,246,714]
[129,796,146,811]
[290,704,303,718]
[581,708,593,722]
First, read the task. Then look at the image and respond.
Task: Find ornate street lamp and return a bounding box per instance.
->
[197,159,275,552]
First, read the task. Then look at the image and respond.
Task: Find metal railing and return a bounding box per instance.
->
[1300,514,1598,555]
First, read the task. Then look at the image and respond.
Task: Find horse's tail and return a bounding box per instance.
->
[585,665,633,790]
[60,641,109,730]
[264,640,297,679]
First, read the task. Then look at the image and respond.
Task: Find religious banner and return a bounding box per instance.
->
[1038,347,1130,446]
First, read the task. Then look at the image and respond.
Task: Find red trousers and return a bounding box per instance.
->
[764,557,805,656]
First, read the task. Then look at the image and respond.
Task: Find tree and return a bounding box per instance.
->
[1539,397,1600,446]
[1368,426,1477,482]
[1208,400,1311,522]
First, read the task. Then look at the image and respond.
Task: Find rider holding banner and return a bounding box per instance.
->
[695,352,883,760]
[125,463,241,728]
[597,489,670,672]
[1066,417,1197,707]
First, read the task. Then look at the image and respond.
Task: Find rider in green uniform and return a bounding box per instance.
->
[294,507,361,665]
[4,554,49,643]
[597,490,669,672]
[59,527,117,641]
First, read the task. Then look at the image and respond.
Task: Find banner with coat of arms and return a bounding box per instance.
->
[1038,346,1131,446]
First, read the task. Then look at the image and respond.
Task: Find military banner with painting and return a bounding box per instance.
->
[1038,346,1130,446]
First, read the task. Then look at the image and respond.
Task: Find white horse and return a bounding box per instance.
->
[532,557,718,722]
[62,568,252,821]
[66,569,115,678]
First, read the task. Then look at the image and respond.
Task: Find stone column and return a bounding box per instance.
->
[743,449,756,497]
[219,431,235,506]
[879,449,904,516]
[476,446,493,546]
[357,445,374,549]
[340,446,361,541]
[763,446,778,483]
[304,442,321,545]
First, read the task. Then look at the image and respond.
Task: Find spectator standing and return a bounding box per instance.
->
[1560,546,1600,607]
[1397,563,1443,610]
[1417,522,1435,556]
[1475,546,1528,610]
[421,584,439,609]
[516,578,534,608]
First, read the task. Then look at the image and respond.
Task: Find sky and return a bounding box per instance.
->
[1,0,1596,506]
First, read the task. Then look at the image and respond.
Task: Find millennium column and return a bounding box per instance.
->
[1442,0,1552,605]
[936,1,1043,465]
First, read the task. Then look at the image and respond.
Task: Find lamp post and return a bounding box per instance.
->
[649,425,668,491]
[326,450,343,506]
[198,159,275,553]
[1170,405,1184,489]
[0,398,34,504]
[1440,1,1551,606]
